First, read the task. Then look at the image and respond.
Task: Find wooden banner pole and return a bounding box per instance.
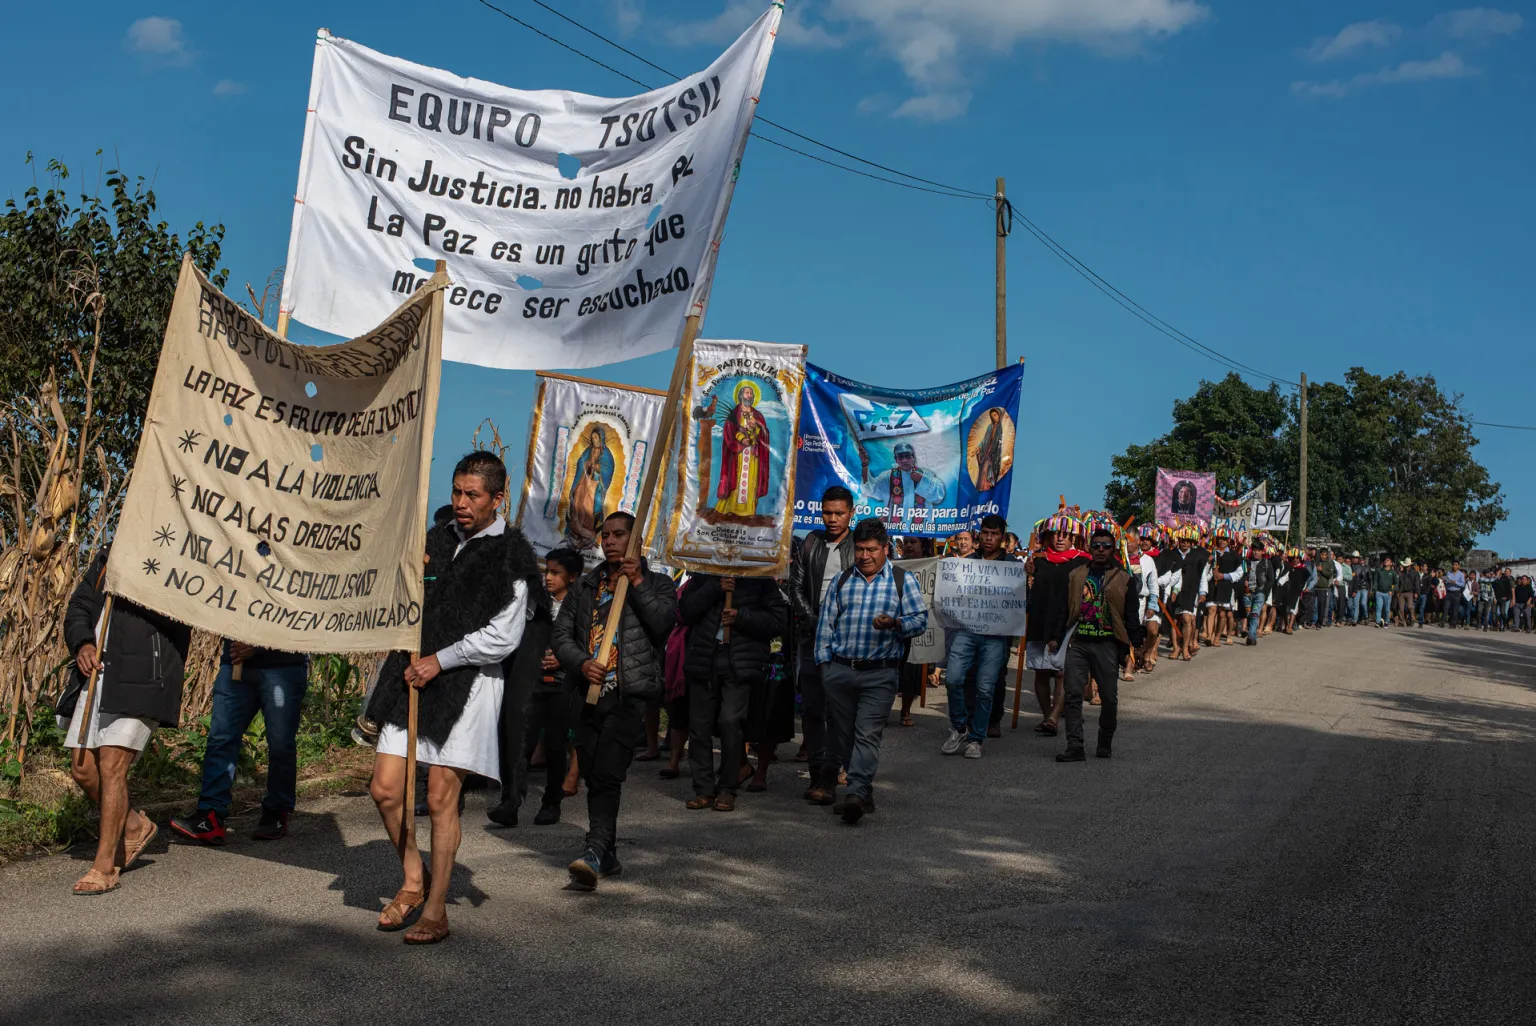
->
[1010,644,1026,729]
[76,595,115,746]
[721,583,735,644]
[588,314,701,705]
[401,260,449,854]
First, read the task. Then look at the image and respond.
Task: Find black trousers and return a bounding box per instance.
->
[688,649,752,797]
[576,692,645,855]
[1063,638,1123,749]
[524,685,579,808]
[798,645,835,785]
[496,618,548,804]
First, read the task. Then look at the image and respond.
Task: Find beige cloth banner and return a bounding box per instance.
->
[104,255,443,652]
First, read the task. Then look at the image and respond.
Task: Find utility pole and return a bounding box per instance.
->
[1298,372,1309,543]
[995,176,1008,369]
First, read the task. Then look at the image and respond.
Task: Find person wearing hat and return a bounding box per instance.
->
[1023,514,1089,735]
[1373,557,1398,627]
[858,440,946,531]
[1133,524,1163,672]
[1164,527,1209,660]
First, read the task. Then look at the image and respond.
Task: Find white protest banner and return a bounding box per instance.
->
[514,372,665,566]
[1213,482,1266,535]
[281,6,780,370]
[104,255,443,653]
[931,557,1029,636]
[1251,500,1292,532]
[894,556,944,664]
[648,339,806,577]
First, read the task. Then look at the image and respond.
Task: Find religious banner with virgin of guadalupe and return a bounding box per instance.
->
[514,372,665,566]
[648,339,806,577]
[103,254,443,653]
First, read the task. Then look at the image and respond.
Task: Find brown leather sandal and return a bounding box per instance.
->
[403,915,450,945]
[73,867,120,896]
[377,871,432,931]
[686,795,716,810]
[122,816,158,870]
[713,794,736,812]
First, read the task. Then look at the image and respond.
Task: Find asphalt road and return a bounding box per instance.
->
[5,624,1535,1025]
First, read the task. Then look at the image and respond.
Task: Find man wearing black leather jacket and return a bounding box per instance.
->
[787,485,855,805]
[553,512,676,889]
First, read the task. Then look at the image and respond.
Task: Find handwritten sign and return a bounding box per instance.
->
[931,557,1028,636]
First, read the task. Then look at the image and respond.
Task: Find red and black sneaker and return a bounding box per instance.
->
[169,809,226,846]
[253,808,289,841]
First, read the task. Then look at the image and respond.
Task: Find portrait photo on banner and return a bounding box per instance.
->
[794,362,1025,537]
[1155,467,1218,527]
[651,339,805,576]
[515,374,663,565]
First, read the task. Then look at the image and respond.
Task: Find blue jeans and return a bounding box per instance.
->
[1415,594,1428,624]
[821,662,898,801]
[1375,591,1391,624]
[1348,591,1367,623]
[1246,590,1267,640]
[197,662,309,814]
[944,631,1010,743]
[1312,589,1334,626]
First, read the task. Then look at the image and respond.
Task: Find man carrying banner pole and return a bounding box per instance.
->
[366,452,545,943]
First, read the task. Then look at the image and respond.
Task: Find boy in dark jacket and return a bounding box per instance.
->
[61,546,191,895]
[679,574,788,810]
[553,512,676,889]
[522,547,584,826]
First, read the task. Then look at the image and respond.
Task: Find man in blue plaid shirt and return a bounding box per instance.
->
[814,518,928,825]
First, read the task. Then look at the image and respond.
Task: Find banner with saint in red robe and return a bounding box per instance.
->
[647,339,805,577]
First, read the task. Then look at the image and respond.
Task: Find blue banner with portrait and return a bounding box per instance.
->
[793,362,1024,537]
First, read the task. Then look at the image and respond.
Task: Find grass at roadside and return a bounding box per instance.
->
[0,683,373,866]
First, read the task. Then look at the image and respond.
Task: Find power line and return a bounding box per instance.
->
[1471,420,1536,432]
[471,0,1296,385]
[1005,200,1298,387]
[472,0,985,199]
[514,0,993,198]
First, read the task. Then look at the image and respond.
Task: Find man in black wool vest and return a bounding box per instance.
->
[365,451,545,944]
[553,511,676,889]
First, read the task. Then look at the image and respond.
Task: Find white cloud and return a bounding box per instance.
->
[665,1,842,49]
[613,0,643,38]
[1292,50,1477,99]
[856,93,893,115]
[127,16,193,66]
[212,79,248,96]
[671,0,1206,121]
[1430,7,1524,41]
[1303,19,1401,62]
[893,90,973,121]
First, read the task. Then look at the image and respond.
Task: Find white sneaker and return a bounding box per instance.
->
[963,741,983,760]
[941,729,965,755]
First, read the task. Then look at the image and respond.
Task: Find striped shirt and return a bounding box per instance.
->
[814,560,928,664]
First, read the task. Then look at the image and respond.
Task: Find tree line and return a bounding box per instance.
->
[1103,370,1506,566]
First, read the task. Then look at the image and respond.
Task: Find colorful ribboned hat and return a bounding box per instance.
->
[1041,513,1083,537]
[1138,523,1158,540]
[1174,525,1201,540]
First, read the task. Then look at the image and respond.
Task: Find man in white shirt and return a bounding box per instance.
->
[366,452,545,945]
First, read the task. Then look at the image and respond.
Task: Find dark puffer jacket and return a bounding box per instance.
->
[679,575,788,686]
[553,560,676,703]
[60,547,192,727]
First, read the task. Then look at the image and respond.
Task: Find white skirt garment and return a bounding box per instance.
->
[377,669,504,781]
[58,679,155,755]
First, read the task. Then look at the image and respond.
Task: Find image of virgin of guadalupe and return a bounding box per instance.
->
[1171,479,1199,517]
[566,424,614,550]
[714,381,772,519]
[972,407,1008,491]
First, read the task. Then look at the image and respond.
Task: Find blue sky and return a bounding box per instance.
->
[5,1,1532,553]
